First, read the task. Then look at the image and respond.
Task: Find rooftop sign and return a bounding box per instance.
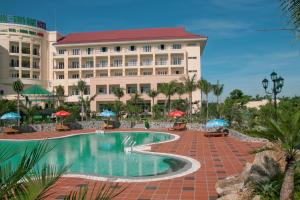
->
[0,14,46,30]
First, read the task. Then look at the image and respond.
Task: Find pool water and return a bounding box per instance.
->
[0,132,187,178]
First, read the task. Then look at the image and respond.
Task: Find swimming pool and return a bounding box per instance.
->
[0,131,200,182]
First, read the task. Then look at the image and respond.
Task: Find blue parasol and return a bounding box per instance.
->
[206,119,229,128]
[0,112,21,120]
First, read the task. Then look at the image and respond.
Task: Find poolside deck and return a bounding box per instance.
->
[0,128,263,200]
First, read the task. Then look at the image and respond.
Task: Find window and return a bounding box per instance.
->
[86,48,93,55]
[58,74,64,79]
[187,43,197,46]
[97,60,108,67]
[143,45,151,52]
[10,59,19,67]
[142,71,152,76]
[140,84,150,93]
[22,73,30,78]
[173,44,182,49]
[22,60,30,68]
[142,59,152,66]
[157,70,168,75]
[0,90,4,95]
[100,47,107,52]
[72,49,80,55]
[127,59,137,66]
[11,73,19,78]
[127,85,137,94]
[113,59,122,67]
[175,70,180,74]
[172,57,182,65]
[83,60,94,68]
[159,44,165,50]
[188,56,197,59]
[128,70,137,76]
[70,61,79,68]
[99,72,108,77]
[98,86,107,94]
[58,62,64,69]
[33,61,39,68]
[33,48,39,55]
[33,74,38,79]
[188,70,197,73]
[71,74,79,79]
[10,44,19,53]
[130,45,136,51]
[112,71,122,76]
[85,73,93,78]
[114,46,121,52]
[58,49,65,55]
[109,85,120,94]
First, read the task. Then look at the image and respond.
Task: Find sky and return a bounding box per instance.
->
[2,0,300,100]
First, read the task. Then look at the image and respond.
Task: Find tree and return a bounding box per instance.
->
[112,87,124,101]
[55,85,65,107]
[158,81,177,114]
[213,80,224,117]
[198,79,212,122]
[147,89,159,108]
[79,94,97,119]
[251,111,300,200]
[280,0,300,31]
[77,80,87,122]
[180,74,197,117]
[12,79,24,125]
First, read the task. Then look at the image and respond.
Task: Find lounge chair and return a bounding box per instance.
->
[3,127,20,134]
[55,124,71,131]
[204,127,229,137]
[103,123,114,129]
[168,122,187,131]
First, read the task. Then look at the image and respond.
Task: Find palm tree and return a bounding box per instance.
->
[147,89,159,108]
[12,79,24,125]
[198,79,212,122]
[180,74,197,117]
[158,81,177,114]
[112,87,124,101]
[0,141,126,200]
[77,80,87,122]
[127,92,144,117]
[280,0,300,31]
[213,80,224,117]
[55,85,65,107]
[197,79,205,107]
[251,111,300,200]
[79,94,98,119]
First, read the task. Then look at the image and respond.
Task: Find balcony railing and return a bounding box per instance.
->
[32,65,40,69]
[111,63,123,67]
[155,60,168,65]
[126,61,137,66]
[140,61,153,66]
[81,64,94,68]
[22,62,30,68]
[171,60,183,65]
[10,63,19,68]
[68,65,80,69]
[96,62,108,67]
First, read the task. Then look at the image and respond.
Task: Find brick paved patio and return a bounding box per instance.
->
[0,128,263,200]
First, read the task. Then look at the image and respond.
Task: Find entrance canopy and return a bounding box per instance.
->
[21,85,52,95]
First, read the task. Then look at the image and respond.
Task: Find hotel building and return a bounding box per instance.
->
[0,14,207,112]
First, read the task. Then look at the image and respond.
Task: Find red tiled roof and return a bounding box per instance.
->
[55,27,207,45]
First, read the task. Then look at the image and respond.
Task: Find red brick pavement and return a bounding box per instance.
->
[0,128,263,200]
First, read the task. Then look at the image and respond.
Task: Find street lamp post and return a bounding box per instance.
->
[262,71,284,120]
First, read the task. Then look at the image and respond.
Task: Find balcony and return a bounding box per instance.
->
[140,61,153,66]
[111,62,123,67]
[32,65,40,69]
[21,61,30,68]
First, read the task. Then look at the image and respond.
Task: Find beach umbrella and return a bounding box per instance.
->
[0,112,21,120]
[168,110,185,118]
[55,110,71,117]
[206,119,229,128]
[98,110,116,118]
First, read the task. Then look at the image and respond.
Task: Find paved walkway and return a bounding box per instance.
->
[0,128,263,200]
